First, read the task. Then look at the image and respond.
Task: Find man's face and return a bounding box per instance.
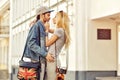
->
[43,13,51,22]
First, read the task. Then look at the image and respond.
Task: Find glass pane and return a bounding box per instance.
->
[50,0,57,6]
[58,2,67,12]
[44,0,49,6]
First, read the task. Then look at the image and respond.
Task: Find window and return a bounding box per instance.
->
[58,2,67,12]
[50,0,57,6]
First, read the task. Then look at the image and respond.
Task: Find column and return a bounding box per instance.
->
[73,0,88,79]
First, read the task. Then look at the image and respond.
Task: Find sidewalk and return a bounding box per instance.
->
[0,70,8,80]
[96,77,120,80]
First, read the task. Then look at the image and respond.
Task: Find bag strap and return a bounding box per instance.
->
[60,45,68,69]
[55,29,68,69]
[55,44,68,70]
[62,31,68,70]
[21,23,41,61]
[55,42,57,67]
[43,29,47,80]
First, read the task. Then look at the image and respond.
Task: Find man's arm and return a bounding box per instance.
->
[27,24,54,62]
[27,24,47,58]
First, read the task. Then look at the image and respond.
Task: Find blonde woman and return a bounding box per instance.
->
[45,11,70,80]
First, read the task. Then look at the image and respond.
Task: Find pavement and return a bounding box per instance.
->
[96,77,120,80]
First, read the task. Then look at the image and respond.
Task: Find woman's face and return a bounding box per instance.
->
[52,17,56,24]
[55,13,61,24]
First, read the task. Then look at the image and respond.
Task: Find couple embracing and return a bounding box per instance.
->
[18,6,70,80]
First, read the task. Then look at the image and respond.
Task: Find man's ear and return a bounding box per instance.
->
[40,14,43,18]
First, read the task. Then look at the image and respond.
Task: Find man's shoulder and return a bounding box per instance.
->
[32,21,42,28]
[36,20,43,26]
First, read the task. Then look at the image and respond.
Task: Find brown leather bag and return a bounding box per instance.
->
[56,73,64,80]
[56,67,65,80]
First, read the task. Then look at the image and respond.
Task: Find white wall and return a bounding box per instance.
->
[117,25,120,75]
[0,38,9,69]
[91,0,120,19]
[88,19,117,70]
[74,0,88,71]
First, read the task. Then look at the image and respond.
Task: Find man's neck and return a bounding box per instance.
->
[40,19,45,24]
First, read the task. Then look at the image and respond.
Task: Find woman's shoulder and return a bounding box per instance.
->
[56,28,64,32]
[54,28,64,37]
[55,28,64,33]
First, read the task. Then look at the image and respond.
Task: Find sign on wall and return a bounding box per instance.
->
[97,29,111,40]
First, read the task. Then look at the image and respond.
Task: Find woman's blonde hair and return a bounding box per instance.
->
[56,11,70,49]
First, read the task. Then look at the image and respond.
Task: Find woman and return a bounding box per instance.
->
[45,11,70,80]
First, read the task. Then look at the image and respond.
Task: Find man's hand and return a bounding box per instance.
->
[46,53,54,62]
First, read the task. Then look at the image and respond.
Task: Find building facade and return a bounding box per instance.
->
[0,0,10,79]
[9,0,74,80]
[8,0,120,80]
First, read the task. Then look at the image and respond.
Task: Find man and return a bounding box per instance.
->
[23,6,54,80]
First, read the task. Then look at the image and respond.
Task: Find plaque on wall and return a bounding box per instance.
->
[97,29,111,40]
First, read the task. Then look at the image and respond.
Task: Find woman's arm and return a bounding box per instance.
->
[49,29,54,33]
[46,28,63,47]
[46,33,58,47]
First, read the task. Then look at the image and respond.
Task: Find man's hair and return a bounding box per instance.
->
[36,15,40,22]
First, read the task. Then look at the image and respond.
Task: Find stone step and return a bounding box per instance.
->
[0,70,8,79]
[96,77,120,80]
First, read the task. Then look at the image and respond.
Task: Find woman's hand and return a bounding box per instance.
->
[44,22,50,32]
[45,22,54,33]
[46,53,54,62]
